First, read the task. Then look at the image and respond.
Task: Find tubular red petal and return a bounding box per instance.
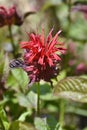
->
[46,28,53,43]
[38,56,44,65]
[48,31,59,51]
[20,42,30,48]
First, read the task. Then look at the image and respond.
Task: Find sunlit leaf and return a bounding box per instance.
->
[53,77,87,102]
[40,93,58,101]
[11,68,28,88]
[66,106,87,117]
[17,91,37,109]
[18,111,32,121]
[6,72,19,88]
[34,117,50,130]
[55,123,62,130]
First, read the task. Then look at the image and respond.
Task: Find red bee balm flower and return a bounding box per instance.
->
[20,28,66,85]
[0,6,23,27]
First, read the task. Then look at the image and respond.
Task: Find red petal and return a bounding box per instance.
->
[47,57,54,66]
[38,55,44,65]
[57,47,67,54]
[46,28,53,43]
[29,33,36,41]
[52,53,61,61]
[48,30,61,50]
[24,65,34,71]
[28,54,36,63]
[20,41,30,48]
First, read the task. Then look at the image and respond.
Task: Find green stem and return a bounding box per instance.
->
[8,25,16,57]
[37,82,40,116]
[59,99,65,126]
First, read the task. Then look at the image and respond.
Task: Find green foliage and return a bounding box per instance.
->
[55,123,63,130]
[18,111,32,122]
[7,68,28,91]
[17,91,37,109]
[47,115,57,130]
[0,107,9,130]
[11,68,28,88]
[9,121,36,130]
[40,93,58,101]
[34,117,50,130]
[53,77,87,102]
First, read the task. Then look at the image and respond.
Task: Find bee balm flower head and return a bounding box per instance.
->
[0,6,23,27]
[20,28,66,85]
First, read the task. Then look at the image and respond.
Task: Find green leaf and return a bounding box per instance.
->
[9,121,36,130]
[55,123,62,130]
[66,106,87,117]
[0,99,8,106]
[11,68,28,88]
[18,111,32,121]
[40,93,58,101]
[53,77,87,102]
[34,117,50,130]
[17,91,37,109]
[0,107,9,130]
[47,115,57,130]
[6,72,19,88]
